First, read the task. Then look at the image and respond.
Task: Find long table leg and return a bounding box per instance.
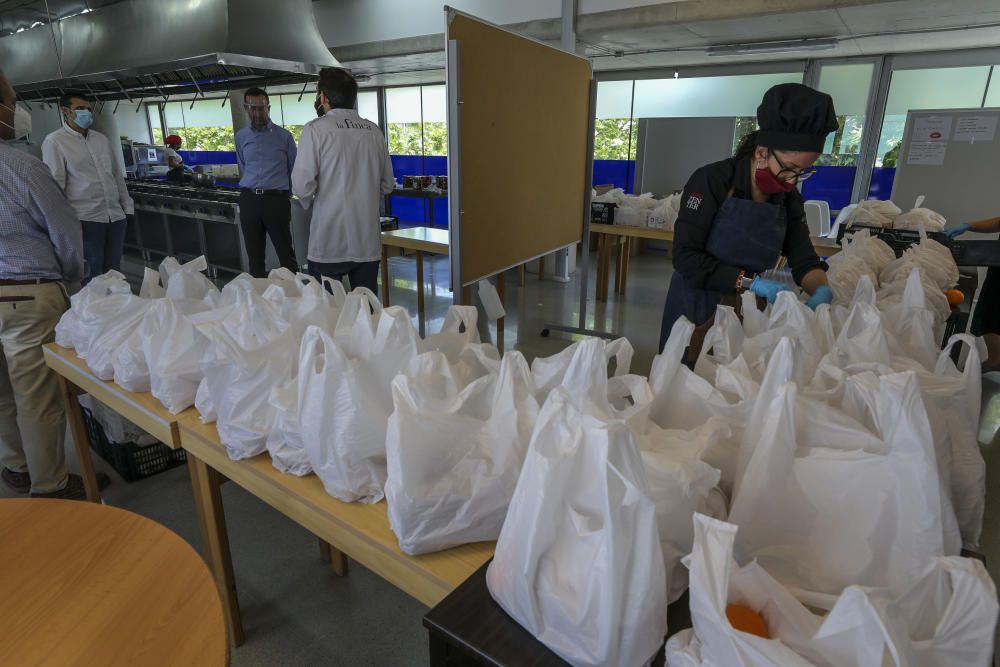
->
[496,272,505,351]
[416,250,426,338]
[380,245,390,306]
[318,538,350,577]
[188,453,245,647]
[58,377,101,503]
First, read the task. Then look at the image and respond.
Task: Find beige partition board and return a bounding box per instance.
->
[448,11,591,285]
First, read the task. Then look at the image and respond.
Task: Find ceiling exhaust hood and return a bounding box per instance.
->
[1,0,340,102]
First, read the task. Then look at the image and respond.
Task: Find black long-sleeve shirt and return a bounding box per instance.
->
[671,155,825,293]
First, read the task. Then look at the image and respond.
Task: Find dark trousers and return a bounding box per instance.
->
[308,260,380,295]
[81,219,127,285]
[972,266,1000,336]
[239,190,298,278]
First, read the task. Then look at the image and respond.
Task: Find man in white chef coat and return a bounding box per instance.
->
[292,68,394,294]
[42,90,134,285]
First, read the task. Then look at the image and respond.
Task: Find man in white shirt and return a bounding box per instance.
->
[292,68,394,294]
[42,91,134,285]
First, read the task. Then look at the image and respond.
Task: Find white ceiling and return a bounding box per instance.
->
[337,0,1000,85]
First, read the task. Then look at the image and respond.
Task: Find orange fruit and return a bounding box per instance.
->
[946,289,964,306]
[726,603,770,639]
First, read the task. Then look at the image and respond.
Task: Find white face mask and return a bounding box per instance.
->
[0,102,32,140]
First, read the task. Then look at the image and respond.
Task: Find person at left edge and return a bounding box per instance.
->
[659,82,838,351]
[236,87,299,277]
[41,90,133,286]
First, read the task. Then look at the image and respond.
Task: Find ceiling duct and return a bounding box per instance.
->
[0,0,340,101]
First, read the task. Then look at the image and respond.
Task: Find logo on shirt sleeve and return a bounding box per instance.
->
[686,192,704,211]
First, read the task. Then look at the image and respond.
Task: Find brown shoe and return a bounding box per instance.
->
[31,474,87,501]
[1,467,30,494]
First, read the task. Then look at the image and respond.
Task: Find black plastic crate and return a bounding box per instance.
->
[380,216,400,232]
[591,201,616,225]
[80,407,187,482]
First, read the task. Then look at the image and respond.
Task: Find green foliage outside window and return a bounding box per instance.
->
[594,118,636,161]
[177,126,236,152]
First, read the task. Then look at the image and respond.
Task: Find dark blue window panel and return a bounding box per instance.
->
[593,159,636,192]
[177,150,238,165]
[867,167,896,200]
[391,154,424,177]
[800,165,856,211]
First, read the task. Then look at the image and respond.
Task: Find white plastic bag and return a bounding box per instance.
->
[487,339,667,667]
[530,336,633,404]
[265,378,311,476]
[934,335,986,548]
[729,373,959,598]
[385,350,538,555]
[144,298,218,414]
[666,514,998,667]
[54,271,131,351]
[195,287,294,460]
[298,305,419,503]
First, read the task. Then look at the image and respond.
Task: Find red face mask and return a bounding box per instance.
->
[754,165,796,195]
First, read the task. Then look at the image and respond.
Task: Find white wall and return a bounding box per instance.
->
[23,103,62,160]
[112,100,152,144]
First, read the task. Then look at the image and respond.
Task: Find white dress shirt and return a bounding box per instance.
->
[292,109,394,264]
[41,125,134,223]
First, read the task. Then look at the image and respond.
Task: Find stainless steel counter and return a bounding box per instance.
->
[127,181,248,279]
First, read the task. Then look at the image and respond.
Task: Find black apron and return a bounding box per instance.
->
[659,196,787,351]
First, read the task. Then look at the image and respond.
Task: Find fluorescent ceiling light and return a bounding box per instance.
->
[707,38,839,56]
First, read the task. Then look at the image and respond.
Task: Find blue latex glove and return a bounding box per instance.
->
[805,285,833,310]
[749,276,792,303]
[943,223,970,239]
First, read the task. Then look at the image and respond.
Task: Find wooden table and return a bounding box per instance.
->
[42,344,190,504]
[381,226,450,337]
[0,498,227,666]
[43,343,495,649]
[589,223,841,303]
[380,226,507,347]
[424,560,689,666]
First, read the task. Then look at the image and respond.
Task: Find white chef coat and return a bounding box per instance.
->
[41,125,134,223]
[291,109,394,264]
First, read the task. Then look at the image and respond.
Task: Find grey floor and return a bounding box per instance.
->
[5,245,1000,665]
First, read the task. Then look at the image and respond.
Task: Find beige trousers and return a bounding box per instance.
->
[0,283,70,493]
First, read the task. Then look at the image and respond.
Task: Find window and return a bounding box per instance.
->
[421,85,447,156]
[151,99,236,151]
[633,72,802,118]
[357,90,379,124]
[386,86,423,155]
[595,80,635,161]
[146,104,163,144]
[274,94,316,143]
[815,63,873,167]
[985,67,1000,107]
[875,66,991,168]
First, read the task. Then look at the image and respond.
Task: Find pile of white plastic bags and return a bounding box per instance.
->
[651,286,995,665]
[56,254,998,667]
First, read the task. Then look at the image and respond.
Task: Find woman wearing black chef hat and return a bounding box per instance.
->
[659,83,839,351]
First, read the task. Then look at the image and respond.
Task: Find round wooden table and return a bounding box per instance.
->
[0,498,228,666]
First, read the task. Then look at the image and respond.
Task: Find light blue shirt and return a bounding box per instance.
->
[235,121,296,191]
[0,142,84,282]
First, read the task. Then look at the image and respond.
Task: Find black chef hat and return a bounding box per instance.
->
[756,83,838,153]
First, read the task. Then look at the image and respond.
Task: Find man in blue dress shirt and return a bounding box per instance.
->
[235,87,298,277]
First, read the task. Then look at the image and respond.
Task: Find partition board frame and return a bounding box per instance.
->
[445,8,593,294]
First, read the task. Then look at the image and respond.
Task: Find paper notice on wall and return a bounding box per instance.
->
[913,116,952,142]
[907,141,948,166]
[954,115,998,142]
